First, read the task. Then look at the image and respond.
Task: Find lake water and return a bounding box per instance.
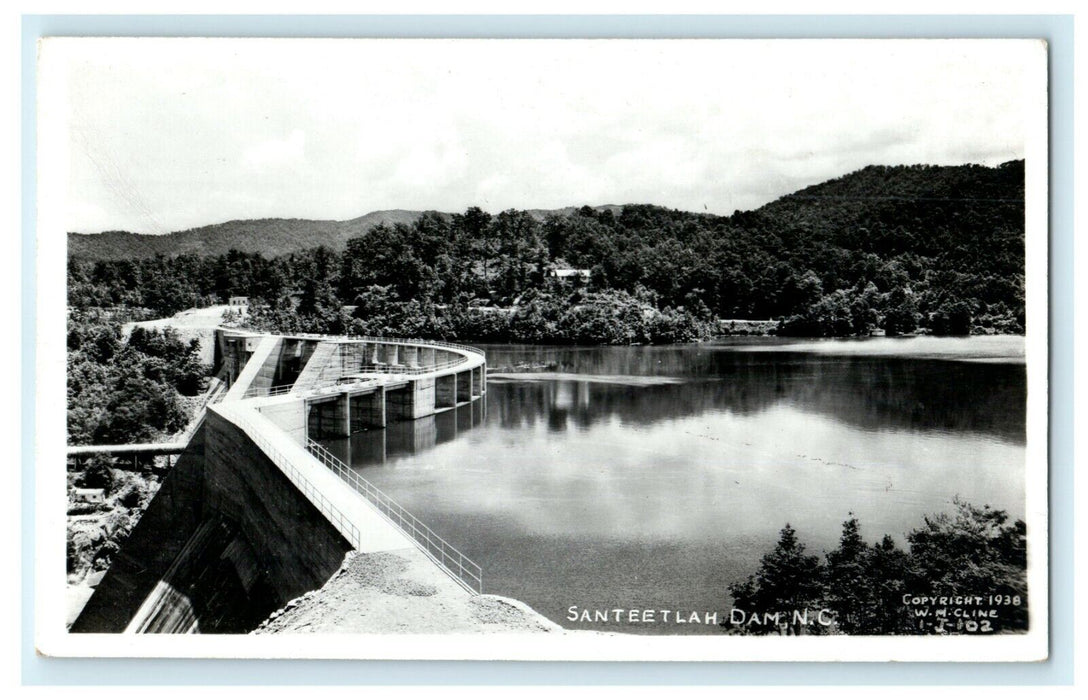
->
[320,336,1026,634]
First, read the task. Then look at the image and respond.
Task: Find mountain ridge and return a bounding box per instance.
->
[67,204,636,260]
[66,162,1023,261]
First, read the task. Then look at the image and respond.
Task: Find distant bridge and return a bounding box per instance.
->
[66,442,187,470]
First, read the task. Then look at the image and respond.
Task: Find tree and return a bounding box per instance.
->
[732,500,1027,636]
[849,282,882,335]
[66,162,1024,338]
[75,454,116,492]
[126,327,207,395]
[67,315,208,445]
[297,246,338,314]
[906,497,1027,632]
[779,290,855,337]
[824,516,873,633]
[929,300,973,336]
[729,524,825,634]
[821,519,914,634]
[882,285,919,336]
[791,270,825,310]
[96,372,188,444]
[864,535,914,634]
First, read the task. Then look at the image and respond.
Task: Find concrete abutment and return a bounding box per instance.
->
[74,331,490,633]
[456,370,472,403]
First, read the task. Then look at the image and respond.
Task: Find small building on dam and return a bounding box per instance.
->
[70,330,488,634]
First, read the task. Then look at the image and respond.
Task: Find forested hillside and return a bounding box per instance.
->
[67,312,207,444]
[67,209,425,260]
[67,160,1025,340]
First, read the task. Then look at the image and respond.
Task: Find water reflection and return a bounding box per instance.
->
[323,399,487,465]
[487,354,1025,444]
[322,341,1026,634]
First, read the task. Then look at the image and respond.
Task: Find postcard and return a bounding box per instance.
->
[36,37,1049,661]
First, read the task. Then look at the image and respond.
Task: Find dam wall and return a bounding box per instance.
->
[200,409,355,604]
[73,330,487,632]
[73,409,358,633]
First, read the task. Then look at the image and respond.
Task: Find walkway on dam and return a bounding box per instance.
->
[211,401,415,554]
[213,330,488,595]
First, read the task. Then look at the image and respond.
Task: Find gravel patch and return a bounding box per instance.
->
[254,548,559,635]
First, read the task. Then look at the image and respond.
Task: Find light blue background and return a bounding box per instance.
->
[22,13,1075,686]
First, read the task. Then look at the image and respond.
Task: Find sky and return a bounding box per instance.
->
[51,38,1042,234]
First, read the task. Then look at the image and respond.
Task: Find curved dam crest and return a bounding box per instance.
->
[71,330,501,634]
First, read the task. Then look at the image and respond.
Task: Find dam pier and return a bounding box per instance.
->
[71,330,489,634]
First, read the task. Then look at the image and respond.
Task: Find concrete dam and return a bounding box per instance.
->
[71,330,488,633]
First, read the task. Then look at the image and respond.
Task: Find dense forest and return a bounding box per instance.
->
[67,161,1025,341]
[728,499,1027,635]
[67,310,207,445]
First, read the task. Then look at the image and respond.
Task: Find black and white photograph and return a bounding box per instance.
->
[35,37,1049,661]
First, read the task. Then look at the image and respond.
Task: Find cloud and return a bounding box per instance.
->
[242,129,306,171]
[55,38,1041,233]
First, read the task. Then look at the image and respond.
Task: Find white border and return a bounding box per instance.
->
[34,36,1050,663]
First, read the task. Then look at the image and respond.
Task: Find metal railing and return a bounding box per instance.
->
[239,377,387,402]
[339,358,472,377]
[306,438,484,595]
[242,383,296,398]
[224,333,485,401]
[297,342,481,393]
[226,412,363,551]
[275,331,485,358]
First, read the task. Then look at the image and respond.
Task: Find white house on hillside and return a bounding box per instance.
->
[549,268,591,281]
